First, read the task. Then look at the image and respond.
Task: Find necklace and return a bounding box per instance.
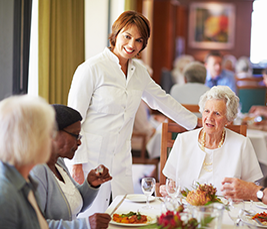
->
[200,129,225,172]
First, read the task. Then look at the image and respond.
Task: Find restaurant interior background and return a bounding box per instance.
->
[0,0,266,104]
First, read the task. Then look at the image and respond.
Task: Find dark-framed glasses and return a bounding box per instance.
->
[62,129,82,141]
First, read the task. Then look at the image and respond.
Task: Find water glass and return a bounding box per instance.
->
[228,199,245,228]
[141,177,156,209]
[166,178,179,198]
[192,203,224,229]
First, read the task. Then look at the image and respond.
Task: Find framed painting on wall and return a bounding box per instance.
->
[188,2,235,49]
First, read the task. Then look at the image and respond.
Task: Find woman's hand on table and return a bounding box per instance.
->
[87,165,112,188]
[159,184,168,197]
[89,213,111,229]
[221,177,260,201]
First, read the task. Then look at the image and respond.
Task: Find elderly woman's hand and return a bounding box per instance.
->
[221,177,259,201]
[87,165,112,188]
[89,213,111,229]
[159,184,168,197]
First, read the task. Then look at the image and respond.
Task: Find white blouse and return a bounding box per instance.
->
[55,164,83,220]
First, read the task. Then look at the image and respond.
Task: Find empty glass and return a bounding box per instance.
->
[141,177,156,209]
[166,178,180,199]
[228,199,245,228]
[192,203,224,229]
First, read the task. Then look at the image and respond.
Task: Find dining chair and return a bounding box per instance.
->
[131,132,160,181]
[236,83,266,113]
[155,122,247,196]
[182,104,200,113]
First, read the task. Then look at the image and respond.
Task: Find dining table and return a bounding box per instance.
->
[105,194,266,228]
[247,128,267,186]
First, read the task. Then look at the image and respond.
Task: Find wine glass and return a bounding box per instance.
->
[166,178,179,199]
[141,177,156,209]
[228,199,245,228]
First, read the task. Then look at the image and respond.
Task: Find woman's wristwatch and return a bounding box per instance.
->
[257,187,265,201]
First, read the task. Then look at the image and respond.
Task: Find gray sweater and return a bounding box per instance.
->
[30,157,99,229]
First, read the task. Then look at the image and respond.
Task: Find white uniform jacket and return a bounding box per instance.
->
[67,48,197,213]
[163,128,263,195]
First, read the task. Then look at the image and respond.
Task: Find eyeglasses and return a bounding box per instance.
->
[62,129,82,141]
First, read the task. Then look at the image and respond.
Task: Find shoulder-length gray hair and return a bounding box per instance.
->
[0,95,55,167]
[198,86,239,122]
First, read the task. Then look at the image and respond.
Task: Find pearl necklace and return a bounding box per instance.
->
[200,129,225,172]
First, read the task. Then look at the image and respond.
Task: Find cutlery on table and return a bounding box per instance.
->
[109,194,127,216]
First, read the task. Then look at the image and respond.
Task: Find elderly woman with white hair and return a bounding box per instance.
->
[0,95,55,229]
[160,86,263,196]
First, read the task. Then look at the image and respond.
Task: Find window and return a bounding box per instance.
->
[250,0,267,65]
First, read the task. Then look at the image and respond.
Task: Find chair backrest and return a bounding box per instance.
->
[131,132,160,181]
[236,85,266,113]
[182,104,200,113]
[159,122,247,185]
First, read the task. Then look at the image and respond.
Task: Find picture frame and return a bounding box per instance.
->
[188,2,235,49]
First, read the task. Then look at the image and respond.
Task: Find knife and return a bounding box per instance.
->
[109,194,127,216]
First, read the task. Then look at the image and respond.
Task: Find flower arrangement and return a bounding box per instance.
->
[144,205,214,229]
[181,183,222,206]
[156,210,198,229]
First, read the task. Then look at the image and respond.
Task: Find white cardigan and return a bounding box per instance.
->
[163,128,263,195]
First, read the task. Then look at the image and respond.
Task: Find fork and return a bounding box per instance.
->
[254,218,264,226]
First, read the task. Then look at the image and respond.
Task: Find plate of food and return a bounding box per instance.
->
[255,202,267,209]
[240,210,267,227]
[110,211,156,226]
[125,194,155,203]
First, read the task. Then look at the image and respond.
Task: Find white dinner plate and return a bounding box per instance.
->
[255,202,267,209]
[110,214,156,227]
[240,211,267,227]
[125,194,155,203]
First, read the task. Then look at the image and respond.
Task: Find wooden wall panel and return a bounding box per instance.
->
[152,0,177,84]
[151,0,254,84]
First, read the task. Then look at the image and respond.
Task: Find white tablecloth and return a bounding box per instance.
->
[247,129,267,166]
[106,195,261,229]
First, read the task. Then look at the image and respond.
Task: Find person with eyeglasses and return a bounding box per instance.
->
[30,104,112,229]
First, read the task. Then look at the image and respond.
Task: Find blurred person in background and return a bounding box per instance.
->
[222,54,236,73]
[171,54,194,85]
[205,51,236,93]
[0,95,55,229]
[235,56,253,79]
[170,61,210,107]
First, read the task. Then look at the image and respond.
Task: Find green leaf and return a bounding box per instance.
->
[199,215,215,228]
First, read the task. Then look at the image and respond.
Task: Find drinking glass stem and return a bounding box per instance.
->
[146,195,149,207]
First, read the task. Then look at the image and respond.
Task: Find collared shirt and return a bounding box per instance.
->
[0,161,42,229]
[205,69,237,93]
[67,47,198,213]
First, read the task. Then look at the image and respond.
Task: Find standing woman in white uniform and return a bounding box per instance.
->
[67,10,200,215]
